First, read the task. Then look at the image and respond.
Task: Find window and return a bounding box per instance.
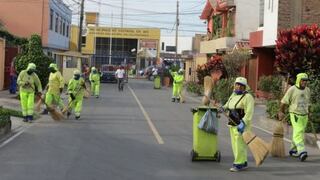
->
[259,0,264,27]
[55,13,59,33]
[81,36,86,47]
[50,9,53,30]
[63,20,66,36]
[161,42,165,50]
[66,23,69,37]
[60,18,63,34]
[66,57,77,68]
[189,67,191,76]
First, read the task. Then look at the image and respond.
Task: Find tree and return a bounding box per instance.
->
[222,50,250,78]
[196,55,227,84]
[15,34,53,87]
[275,24,320,77]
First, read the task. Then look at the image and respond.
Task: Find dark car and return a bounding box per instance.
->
[100,65,117,83]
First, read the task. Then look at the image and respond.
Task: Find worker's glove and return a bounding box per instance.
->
[36,92,42,97]
[91,80,95,83]
[70,93,76,100]
[237,120,245,134]
[60,88,63,94]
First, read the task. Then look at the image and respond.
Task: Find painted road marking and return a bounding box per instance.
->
[0,126,28,149]
[128,86,164,144]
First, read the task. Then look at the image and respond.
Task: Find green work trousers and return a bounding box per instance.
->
[230,126,247,164]
[91,83,100,96]
[290,113,308,153]
[172,83,183,99]
[68,97,83,117]
[20,91,35,116]
[45,92,65,109]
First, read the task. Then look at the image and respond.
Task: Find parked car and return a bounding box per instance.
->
[100,65,117,83]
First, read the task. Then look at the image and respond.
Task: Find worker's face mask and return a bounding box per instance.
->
[49,67,56,73]
[74,74,80,80]
[93,70,97,74]
[27,69,35,75]
[234,90,244,95]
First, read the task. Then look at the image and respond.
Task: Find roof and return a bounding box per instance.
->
[200,0,214,20]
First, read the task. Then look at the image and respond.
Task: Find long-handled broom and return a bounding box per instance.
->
[243,131,269,166]
[202,76,213,105]
[36,93,65,121]
[270,74,290,157]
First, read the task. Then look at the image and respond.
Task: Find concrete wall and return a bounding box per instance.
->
[0,0,47,44]
[262,0,279,46]
[235,0,260,40]
[0,38,5,90]
[160,36,193,54]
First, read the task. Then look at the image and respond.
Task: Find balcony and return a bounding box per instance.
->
[200,36,236,54]
[210,0,235,8]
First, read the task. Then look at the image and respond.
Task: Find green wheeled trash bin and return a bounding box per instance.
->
[191,106,221,162]
[154,75,161,89]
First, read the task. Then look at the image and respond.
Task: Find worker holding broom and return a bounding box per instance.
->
[42,63,65,114]
[170,69,184,103]
[222,77,254,172]
[278,73,310,161]
[89,67,100,98]
[17,63,42,122]
[66,70,86,120]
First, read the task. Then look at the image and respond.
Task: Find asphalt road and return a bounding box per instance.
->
[0,79,319,180]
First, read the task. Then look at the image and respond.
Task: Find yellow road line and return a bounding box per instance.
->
[128,86,164,144]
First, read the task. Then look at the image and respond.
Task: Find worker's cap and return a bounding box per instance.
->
[178,68,184,73]
[73,70,81,75]
[27,63,36,70]
[297,73,309,81]
[91,67,96,71]
[49,63,57,69]
[235,77,247,86]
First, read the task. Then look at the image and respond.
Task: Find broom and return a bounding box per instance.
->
[270,74,291,157]
[202,76,213,105]
[62,87,83,115]
[35,93,65,121]
[243,131,269,166]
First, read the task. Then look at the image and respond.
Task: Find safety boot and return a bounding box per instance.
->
[289,149,298,157]
[299,151,308,162]
[41,109,48,115]
[176,98,180,103]
[229,162,248,172]
[171,98,175,102]
[75,116,80,120]
[23,116,28,122]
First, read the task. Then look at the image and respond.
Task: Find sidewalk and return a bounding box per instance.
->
[183,90,319,148]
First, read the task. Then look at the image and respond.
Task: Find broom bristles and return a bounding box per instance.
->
[270,121,285,157]
[47,105,65,121]
[243,131,269,166]
[35,98,42,112]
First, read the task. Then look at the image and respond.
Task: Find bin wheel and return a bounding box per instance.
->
[215,151,221,162]
[191,150,197,161]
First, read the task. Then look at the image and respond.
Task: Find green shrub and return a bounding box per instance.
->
[185,81,204,95]
[15,34,54,87]
[0,106,23,118]
[266,100,280,119]
[0,115,10,128]
[306,103,320,133]
[258,75,283,99]
[309,76,320,104]
[212,78,235,104]
[222,50,250,78]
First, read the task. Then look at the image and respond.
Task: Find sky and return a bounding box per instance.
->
[62,0,207,37]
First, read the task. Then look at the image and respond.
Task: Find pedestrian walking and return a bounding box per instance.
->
[170,69,184,102]
[278,73,310,161]
[42,63,65,114]
[17,63,42,122]
[9,61,17,94]
[222,77,254,172]
[115,66,125,91]
[66,70,86,120]
[89,67,101,98]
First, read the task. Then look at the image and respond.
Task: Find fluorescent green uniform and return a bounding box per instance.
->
[224,78,254,166]
[67,77,85,117]
[281,73,310,154]
[89,68,101,96]
[45,64,65,109]
[171,71,184,99]
[17,63,42,117]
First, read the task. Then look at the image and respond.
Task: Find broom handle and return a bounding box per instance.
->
[65,85,85,111]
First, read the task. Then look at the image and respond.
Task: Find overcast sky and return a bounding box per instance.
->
[62,0,206,37]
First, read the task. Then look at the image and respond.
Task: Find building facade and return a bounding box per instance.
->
[0,0,72,56]
[249,0,320,94]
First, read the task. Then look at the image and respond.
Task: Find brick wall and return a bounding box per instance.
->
[278,0,320,29]
[302,0,320,24]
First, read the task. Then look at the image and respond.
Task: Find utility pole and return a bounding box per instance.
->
[78,0,85,52]
[175,0,179,62]
[108,13,113,65]
[121,0,124,28]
